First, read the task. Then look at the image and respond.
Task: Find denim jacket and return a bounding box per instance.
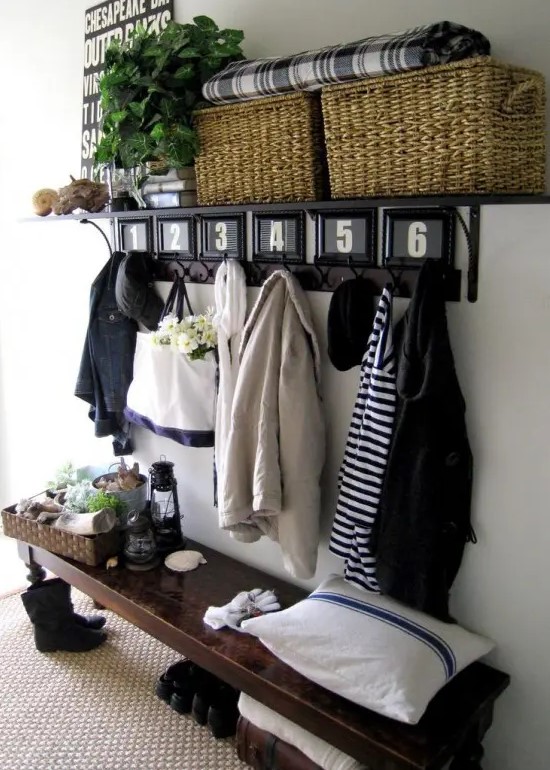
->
[75,251,137,455]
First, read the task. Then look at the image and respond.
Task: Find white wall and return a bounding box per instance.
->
[1,2,550,768]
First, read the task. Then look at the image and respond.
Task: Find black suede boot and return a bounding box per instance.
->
[27,579,106,630]
[21,579,106,652]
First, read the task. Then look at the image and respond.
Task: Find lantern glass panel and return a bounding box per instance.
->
[151,489,177,535]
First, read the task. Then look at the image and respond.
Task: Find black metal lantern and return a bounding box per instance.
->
[149,456,184,552]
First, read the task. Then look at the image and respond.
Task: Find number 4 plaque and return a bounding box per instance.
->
[253,212,305,263]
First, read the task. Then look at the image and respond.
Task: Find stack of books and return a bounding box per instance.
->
[142,168,198,208]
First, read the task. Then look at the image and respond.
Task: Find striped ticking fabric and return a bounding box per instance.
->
[329,287,396,592]
[310,591,457,679]
[203,21,490,104]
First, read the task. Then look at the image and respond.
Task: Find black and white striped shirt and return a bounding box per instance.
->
[329,287,396,592]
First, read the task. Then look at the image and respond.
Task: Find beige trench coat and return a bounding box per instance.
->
[220,270,325,579]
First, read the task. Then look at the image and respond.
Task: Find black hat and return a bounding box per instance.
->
[115,252,164,331]
[327,277,374,371]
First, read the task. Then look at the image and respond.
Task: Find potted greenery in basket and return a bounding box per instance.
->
[94,16,244,183]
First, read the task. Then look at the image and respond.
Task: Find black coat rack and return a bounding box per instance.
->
[71,193,550,302]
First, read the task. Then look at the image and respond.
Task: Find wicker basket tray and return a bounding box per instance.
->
[321,56,546,197]
[194,92,327,205]
[1,504,121,567]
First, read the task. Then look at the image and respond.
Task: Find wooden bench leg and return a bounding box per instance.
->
[449,737,484,770]
[450,701,494,770]
[17,542,46,585]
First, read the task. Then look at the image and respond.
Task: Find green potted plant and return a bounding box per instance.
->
[94,16,244,176]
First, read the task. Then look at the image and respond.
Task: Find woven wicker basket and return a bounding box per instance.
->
[1,504,120,567]
[321,56,546,197]
[194,92,326,205]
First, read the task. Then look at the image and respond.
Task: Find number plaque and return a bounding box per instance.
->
[157,216,195,259]
[315,210,376,265]
[200,214,245,260]
[253,212,305,263]
[383,208,455,266]
[119,219,151,252]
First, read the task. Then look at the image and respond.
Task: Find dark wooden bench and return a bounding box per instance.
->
[17,539,509,770]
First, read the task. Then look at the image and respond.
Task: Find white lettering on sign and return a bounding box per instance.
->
[407,221,428,258]
[215,222,228,251]
[170,223,181,251]
[269,221,285,251]
[129,225,139,250]
[335,220,353,253]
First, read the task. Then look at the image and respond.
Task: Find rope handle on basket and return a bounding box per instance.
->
[502,77,544,113]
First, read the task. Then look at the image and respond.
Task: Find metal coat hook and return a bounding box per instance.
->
[171,260,186,279]
[386,265,404,295]
[280,253,292,272]
[196,259,214,283]
[347,256,360,279]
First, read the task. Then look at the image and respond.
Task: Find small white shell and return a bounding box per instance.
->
[164,550,207,572]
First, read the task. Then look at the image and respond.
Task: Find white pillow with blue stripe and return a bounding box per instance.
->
[241,574,494,724]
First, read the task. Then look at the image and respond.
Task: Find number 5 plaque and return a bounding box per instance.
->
[315,210,376,265]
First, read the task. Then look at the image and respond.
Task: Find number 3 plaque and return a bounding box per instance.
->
[200,214,245,260]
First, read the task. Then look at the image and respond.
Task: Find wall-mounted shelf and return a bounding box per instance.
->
[26,193,550,221]
[27,193,550,303]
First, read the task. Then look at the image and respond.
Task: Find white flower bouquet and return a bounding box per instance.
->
[150,309,217,361]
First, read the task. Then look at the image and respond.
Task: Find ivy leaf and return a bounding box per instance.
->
[174,64,194,80]
[221,28,245,44]
[177,48,200,59]
[127,101,146,119]
[193,15,218,32]
[110,109,128,125]
[150,123,166,141]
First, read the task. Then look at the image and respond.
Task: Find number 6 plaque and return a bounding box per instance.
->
[383,208,455,267]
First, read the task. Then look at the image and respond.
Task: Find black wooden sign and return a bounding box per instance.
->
[200,215,245,260]
[253,212,305,263]
[315,210,376,265]
[157,216,196,259]
[119,218,152,252]
[383,208,455,266]
[81,0,174,182]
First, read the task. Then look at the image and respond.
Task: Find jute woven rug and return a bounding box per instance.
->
[0,588,248,770]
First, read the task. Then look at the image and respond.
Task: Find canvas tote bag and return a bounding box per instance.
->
[124,276,216,447]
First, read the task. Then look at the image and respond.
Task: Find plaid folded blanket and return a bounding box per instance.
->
[203,21,490,105]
